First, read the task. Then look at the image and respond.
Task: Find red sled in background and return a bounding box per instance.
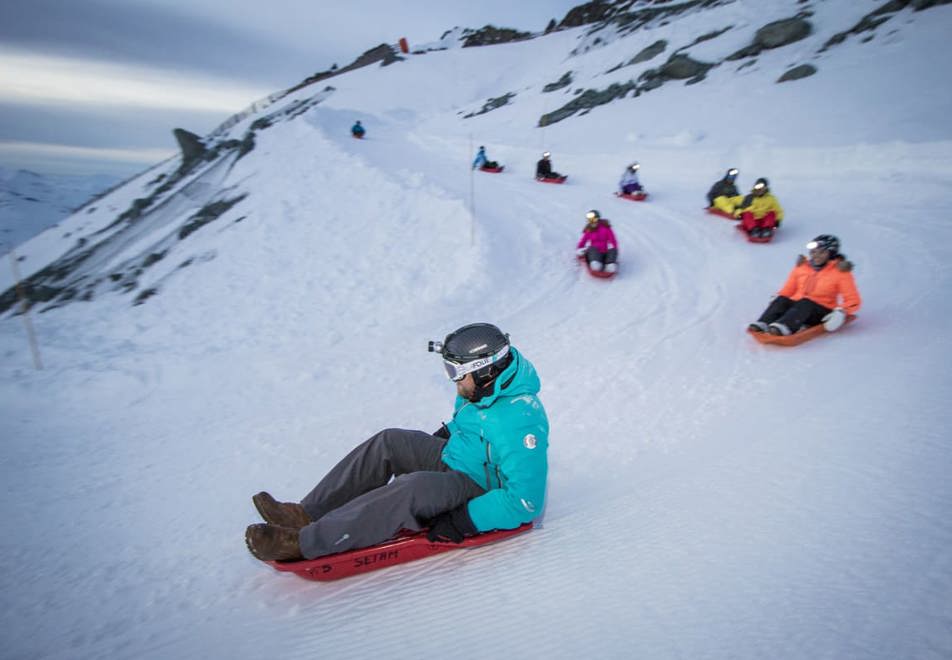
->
[748,316,856,347]
[480,165,504,173]
[536,175,567,184]
[578,255,616,279]
[706,207,736,220]
[616,191,648,201]
[738,224,774,243]
[266,523,533,581]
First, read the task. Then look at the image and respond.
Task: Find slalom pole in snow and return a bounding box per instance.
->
[469,134,476,247]
[6,246,43,370]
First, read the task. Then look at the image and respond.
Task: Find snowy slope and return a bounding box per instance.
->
[1,2,952,659]
[0,167,119,256]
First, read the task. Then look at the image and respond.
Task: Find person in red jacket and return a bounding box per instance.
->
[576,209,618,273]
[748,234,861,336]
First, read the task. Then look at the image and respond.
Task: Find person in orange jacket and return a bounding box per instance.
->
[748,234,861,336]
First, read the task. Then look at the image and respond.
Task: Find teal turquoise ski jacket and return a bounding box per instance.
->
[441,347,549,532]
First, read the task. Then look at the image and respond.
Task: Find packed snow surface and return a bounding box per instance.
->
[1,2,951,658]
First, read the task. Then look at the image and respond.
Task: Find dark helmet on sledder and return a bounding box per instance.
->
[806,234,840,256]
[725,167,738,180]
[428,323,511,383]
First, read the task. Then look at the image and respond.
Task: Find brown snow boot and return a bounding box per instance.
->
[245,523,303,562]
[252,491,311,530]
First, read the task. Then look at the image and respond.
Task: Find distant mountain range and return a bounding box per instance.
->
[0,168,119,255]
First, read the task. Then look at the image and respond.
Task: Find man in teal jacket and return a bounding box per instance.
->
[245,323,549,561]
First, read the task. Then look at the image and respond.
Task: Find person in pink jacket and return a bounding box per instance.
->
[576,210,618,273]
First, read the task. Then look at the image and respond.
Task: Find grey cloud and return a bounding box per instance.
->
[0,0,313,86]
[0,101,226,149]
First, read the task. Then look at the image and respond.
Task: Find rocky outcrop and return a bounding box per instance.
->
[287,44,401,94]
[173,129,207,171]
[658,54,715,81]
[777,64,817,83]
[540,50,715,126]
[462,25,532,47]
[542,72,573,93]
[464,93,516,118]
[728,16,813,60]
[539,81,637,126]
[630,40,667,65]
[558,1,618,29]
[816,0,950,52]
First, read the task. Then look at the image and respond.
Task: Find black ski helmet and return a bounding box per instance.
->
[754,177,769,190]
[629,162,640,171]
[586,209,601,222]
[429,323,511,382]
[807,234,840,256]
[542,151,551,158]
[726,167,738,179]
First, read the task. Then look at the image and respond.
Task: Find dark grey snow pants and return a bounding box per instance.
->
[297,428,486,559]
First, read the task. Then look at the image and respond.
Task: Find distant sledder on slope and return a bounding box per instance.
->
[473,146,504,173]
[536,152,567,183]
[706,167,740,218]
[351,120,365,139]
[245,323,548,577]
[735,177,784,242]
[615,161,648,201]
[748,234,861,345]
[576,210,618,278]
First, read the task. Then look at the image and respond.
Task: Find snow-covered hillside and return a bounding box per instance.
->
[2,2,951,658]
[0,167,119,256]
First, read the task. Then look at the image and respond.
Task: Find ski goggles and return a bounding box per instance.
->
[430,343,510,381]
[727,168,738,177]
[752,182,766,191]
[805,240,832,253]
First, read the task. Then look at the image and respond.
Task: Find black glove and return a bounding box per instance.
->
[432,424,450,439]
[739,194,753,209]
[426,505,478,543]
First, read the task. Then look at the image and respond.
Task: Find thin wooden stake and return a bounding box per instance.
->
[7,247,43,370]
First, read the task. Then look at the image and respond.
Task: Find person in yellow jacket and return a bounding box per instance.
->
[735,177,784,239]
[748,234,862,336]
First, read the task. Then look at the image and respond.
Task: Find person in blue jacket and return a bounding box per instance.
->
[472,145,500,170]
[245,322,549,561]
[351,120,365,138]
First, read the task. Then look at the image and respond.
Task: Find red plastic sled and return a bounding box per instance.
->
[616,191,648,201]
[536,175,567,184]
[480,165,504,173]
[748,316,856,346]
[737,224,774,243]
[578,255,616,279]
[706,207,736,220]
[266,523,533,581]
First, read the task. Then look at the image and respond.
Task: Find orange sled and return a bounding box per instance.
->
[266,523,533,581]
[748,316,856,346]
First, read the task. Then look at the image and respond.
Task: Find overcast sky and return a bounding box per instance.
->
[0,0,581,177]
